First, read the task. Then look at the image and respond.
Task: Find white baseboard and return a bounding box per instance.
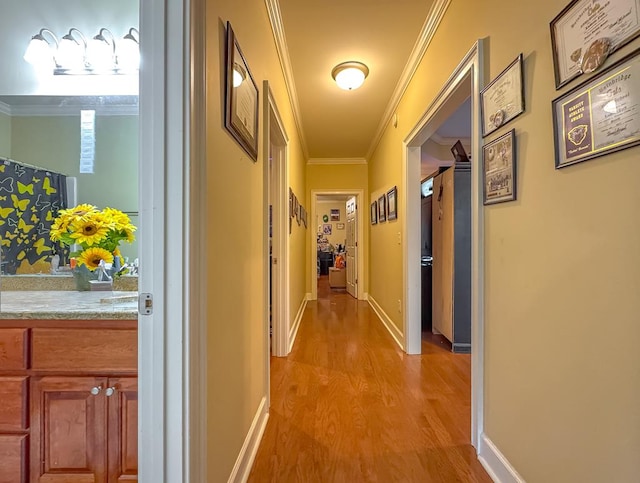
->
[367,296,404,350]
[289,296,307,351]
[305,292,312,301]
[478,433,525,483]
[228,396,269,483]
[361,292,369,301]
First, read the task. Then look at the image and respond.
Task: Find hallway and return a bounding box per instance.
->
[248,277,492,482]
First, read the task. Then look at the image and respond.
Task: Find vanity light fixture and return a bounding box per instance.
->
[331,61,369,90]
[57,28,88,72]
[24,28,59,70]
[117,27,140,72]
[87,28,116,72]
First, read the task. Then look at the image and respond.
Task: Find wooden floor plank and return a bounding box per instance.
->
[248,276,492,482]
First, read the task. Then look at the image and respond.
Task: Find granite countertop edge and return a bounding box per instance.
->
[0,310,137,320]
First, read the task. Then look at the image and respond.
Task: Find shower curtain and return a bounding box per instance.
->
[0,159,67,275]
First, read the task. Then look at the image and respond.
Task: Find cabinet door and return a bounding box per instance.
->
[0,434,28,483]
[107,377,138,482]
[31,376,107,483]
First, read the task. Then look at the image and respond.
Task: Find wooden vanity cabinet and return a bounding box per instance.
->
[0,320,137,483]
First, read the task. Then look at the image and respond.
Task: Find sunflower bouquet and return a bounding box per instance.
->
[49,203,136,275]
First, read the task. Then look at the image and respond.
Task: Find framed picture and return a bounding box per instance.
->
[336,222,345,230]
[224,22,259,161]
[370,200,378,225]
[378,195,387,222]
[552,47,640,168]
[387,186,398,220]
[481,54,525,137]
[330,208,340,221]
[550,0,640,89]
[289,188,293,217]
[301,207,307,228]
[483,129,517,205]
[323,223,332,235]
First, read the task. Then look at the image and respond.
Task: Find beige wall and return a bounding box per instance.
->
[317,200,347,248]
[368,0,640,481]
[204,1,307,480]
[9,115,139,260]
[306,163,368,293]
[0,111,10,157]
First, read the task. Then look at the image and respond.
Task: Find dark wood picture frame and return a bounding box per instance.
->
[480,54,525,137]
[225,22,259,161]
[378,195,387,222]
[483,129,517,205]
[387,186,398,220]
[370,200,378,225]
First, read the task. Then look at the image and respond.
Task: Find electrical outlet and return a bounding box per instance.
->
[397,299,402,313]
[397,232,401,245]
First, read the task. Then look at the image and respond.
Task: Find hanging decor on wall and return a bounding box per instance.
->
[483,129,517,204]
[224,21,259,161]
[480,53,525,136]
[387,186,398,220]
[370,200,378,225]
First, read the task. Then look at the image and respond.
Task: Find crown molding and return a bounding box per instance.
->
[430,132,471,147]
[307,157,367,165]
[0,101,10,116]
[265,0,309,159]
[366,0,452,159]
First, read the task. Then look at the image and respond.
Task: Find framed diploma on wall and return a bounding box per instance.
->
[480,54,525,137]
[552,48,640,168]
[551,0,640,89]
[225,21,259,161]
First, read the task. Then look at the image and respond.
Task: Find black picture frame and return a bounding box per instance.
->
[225,22,259,161]
[387,186,398,220]
[550,0,640,89]
[483,129,517,205]
[552,47,640,169]
[378,195,387,222]
[370,200,378,225]
[480,54,525,137]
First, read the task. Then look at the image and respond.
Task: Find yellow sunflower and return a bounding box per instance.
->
[70,218,109,246]
[77,247,114,270]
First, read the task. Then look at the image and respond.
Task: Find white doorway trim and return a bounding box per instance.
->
[310,189,365,301]
[139,0,189,480]
[263,81,290,360]
[402,39,485,449]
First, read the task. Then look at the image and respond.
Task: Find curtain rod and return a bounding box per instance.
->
[0,156,64,174]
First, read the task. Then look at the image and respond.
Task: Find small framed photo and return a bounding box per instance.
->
[378,195,387,222]
[370,201,378,225]
[483,129,516,205]
[480,54,525,137]
[323,223,332,235]
[336,222,345,230]
[224,22,259,161]
[387,186,397,220]
[330,208,340,221]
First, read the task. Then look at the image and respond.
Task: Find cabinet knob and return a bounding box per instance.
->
[90,386,102,396]
[105,386,117,397]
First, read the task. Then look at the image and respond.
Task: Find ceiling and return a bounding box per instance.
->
[273,0,470,168]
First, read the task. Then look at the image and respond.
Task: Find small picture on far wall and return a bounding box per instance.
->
[323,223,332,235]
[330,209,340,221]
[378,194,387,222]
[336,222,345,230]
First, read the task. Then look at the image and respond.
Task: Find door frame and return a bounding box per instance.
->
[310,189,364,300]
[263,81,290,361]
[402,39,485,448]
[139,0,190,480]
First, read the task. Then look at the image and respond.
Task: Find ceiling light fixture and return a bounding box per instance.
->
[331,61,369,90]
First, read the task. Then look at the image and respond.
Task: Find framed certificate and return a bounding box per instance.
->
[225,22,259,161]
[551,0,640,89]
[552,48,640,168]
[483,129,517,205]
[480,54,525,137]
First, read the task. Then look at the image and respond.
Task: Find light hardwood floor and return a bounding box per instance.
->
[248,276,492,482]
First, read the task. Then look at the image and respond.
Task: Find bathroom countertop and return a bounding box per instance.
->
[0,291,138,320]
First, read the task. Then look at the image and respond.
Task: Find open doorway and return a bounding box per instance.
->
[402,40,486,449]
[310,189,364,301]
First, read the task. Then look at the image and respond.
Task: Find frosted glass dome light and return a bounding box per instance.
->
[331,61,369,90]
